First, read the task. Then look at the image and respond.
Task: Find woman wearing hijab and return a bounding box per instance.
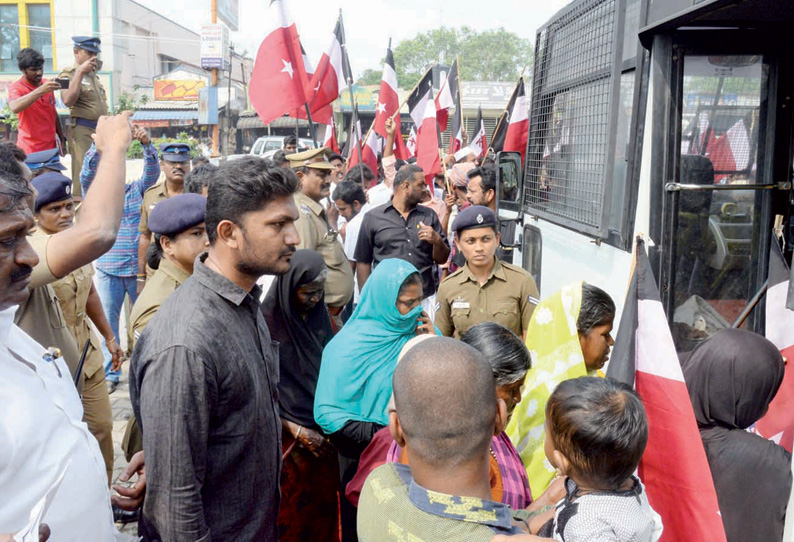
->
[682,329,791,542]
[314,258,436,542]
[506,282,616,497]
[261,250,337,542]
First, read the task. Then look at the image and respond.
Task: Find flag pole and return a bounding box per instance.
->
[439,148,451,194]
[339,9,365,189]
[303,103,319,148]
[389,63,437,122]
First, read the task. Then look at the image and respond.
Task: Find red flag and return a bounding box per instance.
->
[289,42,333,124]
[755,237,794,452]
[348,128,379,183]
[435,59,458,132]
[416,89,441,189]
[607,239,727,542]
[469,104,488,159]
[392,122,411,160]
[323,116,340,154]
[249,0,310,126]
[374,46,399,139]
[491,77,529,166]
[344,104,363,166]
[406,126,417,157]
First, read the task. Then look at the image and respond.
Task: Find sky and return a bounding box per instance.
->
[136,0,574,79]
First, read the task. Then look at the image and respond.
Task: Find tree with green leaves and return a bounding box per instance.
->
[379,26,533,89]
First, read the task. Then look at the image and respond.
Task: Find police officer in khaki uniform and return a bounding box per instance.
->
[288,147,354,321]
[435,206,539,339]
[122,193,208,460]
[137,142,191,288]
[30,172,121,485]
[59,36,108,196]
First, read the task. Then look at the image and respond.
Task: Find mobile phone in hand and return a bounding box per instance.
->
[55,78,70,90]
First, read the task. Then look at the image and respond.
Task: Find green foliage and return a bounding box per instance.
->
[116,84,150,113]
[126,134,199,159]
[356,68,382,86]
[0,105,19,130]
[393,26,533,88]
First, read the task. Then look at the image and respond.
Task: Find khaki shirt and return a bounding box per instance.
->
[50,262,103,379]
[138,181,170,237]
[435,258,540,339]
[128,258,190,349]
[14,234,81,384]
[58,65,108,121]
[294,191,354,307]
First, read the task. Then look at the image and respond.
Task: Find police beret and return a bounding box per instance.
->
[72,35,102,53]
[149,193,207,237]
[25,148,66,171]
[160,143,192,162]
[452,205,497,234]
[286,147,334,170]
[32,172,72,212]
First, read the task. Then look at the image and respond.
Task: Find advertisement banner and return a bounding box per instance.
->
[154,80,205,101]
[201,23,230,70]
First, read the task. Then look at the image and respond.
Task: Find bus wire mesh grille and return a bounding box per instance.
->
[524,0,616,231]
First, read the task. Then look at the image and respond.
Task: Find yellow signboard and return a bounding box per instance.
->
[154,80,205,101]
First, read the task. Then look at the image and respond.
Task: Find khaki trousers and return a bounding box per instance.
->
[81,363,114,485]
[69,123,96,197]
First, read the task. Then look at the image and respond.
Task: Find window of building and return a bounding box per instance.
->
[0,1,54,73]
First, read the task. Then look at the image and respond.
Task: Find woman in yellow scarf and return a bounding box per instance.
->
[506,282,616,497]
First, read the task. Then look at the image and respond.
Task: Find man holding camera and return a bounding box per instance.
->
[59,35,109,197]
[8,48,65,156]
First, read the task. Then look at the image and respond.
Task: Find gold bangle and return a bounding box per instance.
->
[296,426,303,441]
[106,337,117,344]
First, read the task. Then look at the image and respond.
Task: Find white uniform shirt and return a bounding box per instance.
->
[343,203,370,305]
[0,307,116,540]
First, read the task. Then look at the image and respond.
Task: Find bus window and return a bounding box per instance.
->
[671,55,766,351]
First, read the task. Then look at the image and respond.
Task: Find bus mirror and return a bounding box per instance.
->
[496,151,523,209]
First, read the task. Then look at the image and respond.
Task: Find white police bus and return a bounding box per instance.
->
[497,0,794,349]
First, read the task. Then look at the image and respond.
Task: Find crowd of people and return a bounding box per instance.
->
[0,37,791,542]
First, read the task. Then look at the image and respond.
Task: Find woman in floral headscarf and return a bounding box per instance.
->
[506,282,616,497]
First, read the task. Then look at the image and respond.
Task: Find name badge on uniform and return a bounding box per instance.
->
[300,203,313,216]
[452,300,470,310]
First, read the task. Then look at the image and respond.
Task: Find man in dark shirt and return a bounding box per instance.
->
[355,164,449,316]
[130,157,300,542]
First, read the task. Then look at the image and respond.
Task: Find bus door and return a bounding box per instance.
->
[657,35,794,352]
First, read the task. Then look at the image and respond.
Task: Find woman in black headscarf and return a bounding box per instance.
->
[682,328,791,542]
[261,249,338,542]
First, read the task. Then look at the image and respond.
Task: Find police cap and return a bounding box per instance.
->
[160,143,192,162]
[72,36,102,53]
[25,148,66,172]
[452,205,497,234]
[149,193,207,237]
[286,147,334,170]
[32,172,72,212]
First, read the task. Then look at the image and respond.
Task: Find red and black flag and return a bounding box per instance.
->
[406,68,434,129]
[470,104,488,159]
[373,45,399,139]
[491,77,529,165]
[435,58,459,132]
[607,238,727,542]
[322,116,340,154]
[250,0,311,126]
[755,236,794,452]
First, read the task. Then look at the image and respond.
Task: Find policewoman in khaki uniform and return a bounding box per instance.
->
[59,36,108,196]
[122,193,209,460]
[138,143,191,286]
[435,206,540,340]
[288,148,354,323]
[31,173,123,483]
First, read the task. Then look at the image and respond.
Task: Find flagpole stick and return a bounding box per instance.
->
[351,98,366,189]
[389,63,437,122]
[439,148,451,194]
[337,9,366,189]
[303,103,319,148]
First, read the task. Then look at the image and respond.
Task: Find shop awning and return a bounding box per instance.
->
[132,110,198,121]
[236,114,310,130]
